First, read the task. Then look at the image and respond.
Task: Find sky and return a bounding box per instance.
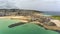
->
[0,0,60,11]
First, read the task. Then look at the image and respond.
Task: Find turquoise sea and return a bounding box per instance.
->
[0,18,59,34]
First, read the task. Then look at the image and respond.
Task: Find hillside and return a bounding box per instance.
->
[0,9,42,16]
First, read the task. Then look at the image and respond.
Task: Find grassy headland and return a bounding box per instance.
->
[52,16,60,20]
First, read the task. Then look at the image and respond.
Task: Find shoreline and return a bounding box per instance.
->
[0,16,60,31]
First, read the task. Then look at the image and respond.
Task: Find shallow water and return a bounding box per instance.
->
[0,18,59,34]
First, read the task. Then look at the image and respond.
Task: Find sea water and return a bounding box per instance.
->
[0,18,59,34]
[43,11,60,16]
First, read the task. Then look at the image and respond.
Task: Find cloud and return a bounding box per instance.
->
[0,0,60,11]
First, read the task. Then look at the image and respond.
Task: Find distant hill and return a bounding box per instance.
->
[0,9,43,16]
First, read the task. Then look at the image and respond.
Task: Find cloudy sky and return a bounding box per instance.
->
[0,0,60,11]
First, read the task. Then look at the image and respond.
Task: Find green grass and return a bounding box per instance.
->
[52,16,60,20]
